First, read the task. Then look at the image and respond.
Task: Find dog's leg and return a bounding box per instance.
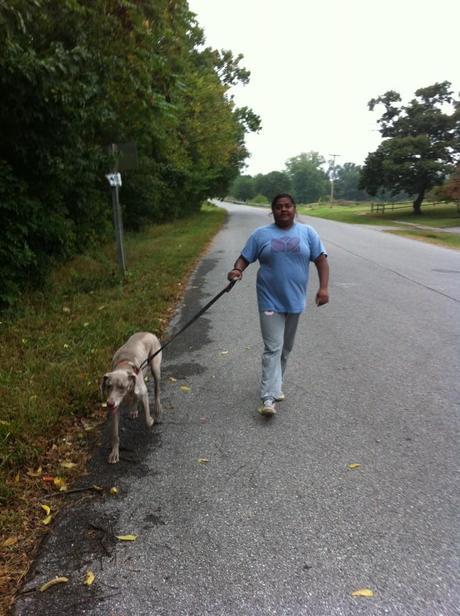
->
[108,410,120,464]
[139,382,154,428]
[150,359,162,420]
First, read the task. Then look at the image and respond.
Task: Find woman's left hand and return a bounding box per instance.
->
[316,289,329,306]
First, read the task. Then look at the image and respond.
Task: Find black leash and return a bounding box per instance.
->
[139,280,237,370]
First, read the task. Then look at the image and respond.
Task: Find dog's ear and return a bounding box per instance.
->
[128,373,136,392]
[100,375,109,399]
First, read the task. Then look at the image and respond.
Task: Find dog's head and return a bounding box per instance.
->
[100,369,136,412]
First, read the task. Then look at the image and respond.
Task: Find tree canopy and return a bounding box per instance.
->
[0,0,260,305]
[359,81,460,214]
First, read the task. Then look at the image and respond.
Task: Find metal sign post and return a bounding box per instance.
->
[106,142,138,275]
[106,172,126,274]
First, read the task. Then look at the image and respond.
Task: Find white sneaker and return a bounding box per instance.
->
[258,398,276,416]
[274,392,285,401]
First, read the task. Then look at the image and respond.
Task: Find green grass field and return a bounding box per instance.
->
[298,202,460,249]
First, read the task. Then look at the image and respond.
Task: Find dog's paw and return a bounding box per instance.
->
[146,416,154,429]
[108,449,120,464]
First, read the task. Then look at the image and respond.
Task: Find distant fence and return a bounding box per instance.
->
[370,201,459,214]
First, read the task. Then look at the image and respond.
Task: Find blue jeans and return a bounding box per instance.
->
[259,311,300,401]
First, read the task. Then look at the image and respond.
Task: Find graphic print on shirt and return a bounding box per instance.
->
[270,237,300,253]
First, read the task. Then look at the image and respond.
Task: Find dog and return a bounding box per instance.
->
[100,332,162,463]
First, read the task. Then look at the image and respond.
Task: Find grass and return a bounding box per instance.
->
[297,202,459,249]
[387,229,460,250]
[0,203,226,610]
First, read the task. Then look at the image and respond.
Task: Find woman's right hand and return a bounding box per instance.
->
[227,268,243,282]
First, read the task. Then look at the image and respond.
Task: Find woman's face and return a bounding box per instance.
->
[272,197,296,228]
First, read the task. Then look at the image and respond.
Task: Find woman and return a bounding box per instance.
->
[227,193,329,416]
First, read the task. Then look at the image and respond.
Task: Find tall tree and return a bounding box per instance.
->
[333,163,370,201]
[254,171,291,201]
[229,175,256,201]
[360,81,460,214]
[285,152,328,203]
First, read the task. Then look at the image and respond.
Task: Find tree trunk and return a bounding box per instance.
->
[412,188,425,215]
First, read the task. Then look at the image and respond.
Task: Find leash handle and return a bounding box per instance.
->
[139,280,238,369]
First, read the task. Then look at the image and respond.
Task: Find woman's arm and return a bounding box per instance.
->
[227,256,249,281]
[314,253,329,306]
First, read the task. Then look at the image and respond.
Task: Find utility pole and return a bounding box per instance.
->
[328,153,341,203]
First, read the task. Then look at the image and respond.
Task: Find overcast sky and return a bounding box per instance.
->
[188,0,459,176]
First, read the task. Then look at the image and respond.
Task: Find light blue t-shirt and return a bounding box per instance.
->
[241,222,327,313]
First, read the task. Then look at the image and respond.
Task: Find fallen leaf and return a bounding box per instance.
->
[245,346,251,350]
[199,416,209,423]
[53,477,68,491]
[197,457,209,464]
[110,487,118,495]
[347,464,361,470]
[168,377,177,383]
[40,504,51,516]
[27,466,42,477]
[62,307,71,313]
[42,475,55,483]
[0,419,10,426]
[39,577,69,592]
[352,588,374,597]
[180,385,191,393]
[14,472,20,483]
[220,350,229,355]
[92,485,103,492]
[3,536,18,547]
[116,534,137,541]
[83,322,89,327]
[84,570,95,586]
[60,461,77,469]
[42,514,53,525]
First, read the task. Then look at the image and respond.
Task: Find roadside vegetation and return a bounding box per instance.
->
[0,204,226,611]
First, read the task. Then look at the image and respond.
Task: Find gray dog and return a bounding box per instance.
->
[100,332,162,463]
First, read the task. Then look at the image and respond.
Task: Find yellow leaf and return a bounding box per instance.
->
[92,485,103,492]
[39,577,69,592]
[352,588,374,597]
[60,461,77,469]
[168,377,177,383]
[110,487,118,495]
[116,534,137,541]
[40,504,51,516]
[347,464,361,470]
[0,419,10,426]
[27,466,42,477]
[197,457,209,464]
[83,322,89,327]
[42,514,53,525]
[84,570,95,586]
[14,472,20,483]
[53,477,68,491]
[180,385,191,393]
[3,536,18,547]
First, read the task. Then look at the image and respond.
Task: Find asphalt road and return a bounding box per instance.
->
[15,202,460,615]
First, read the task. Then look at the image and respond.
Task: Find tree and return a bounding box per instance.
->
[285,152,329,203]
[229,175,256,201]
[254,171,291,201]
[333,163,370,201]
[360,81,460,214]
[0,0,260,305]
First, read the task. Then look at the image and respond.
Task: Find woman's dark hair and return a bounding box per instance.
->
[271,193,296,209]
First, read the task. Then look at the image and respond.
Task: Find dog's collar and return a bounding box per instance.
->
[114,360,140,375]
